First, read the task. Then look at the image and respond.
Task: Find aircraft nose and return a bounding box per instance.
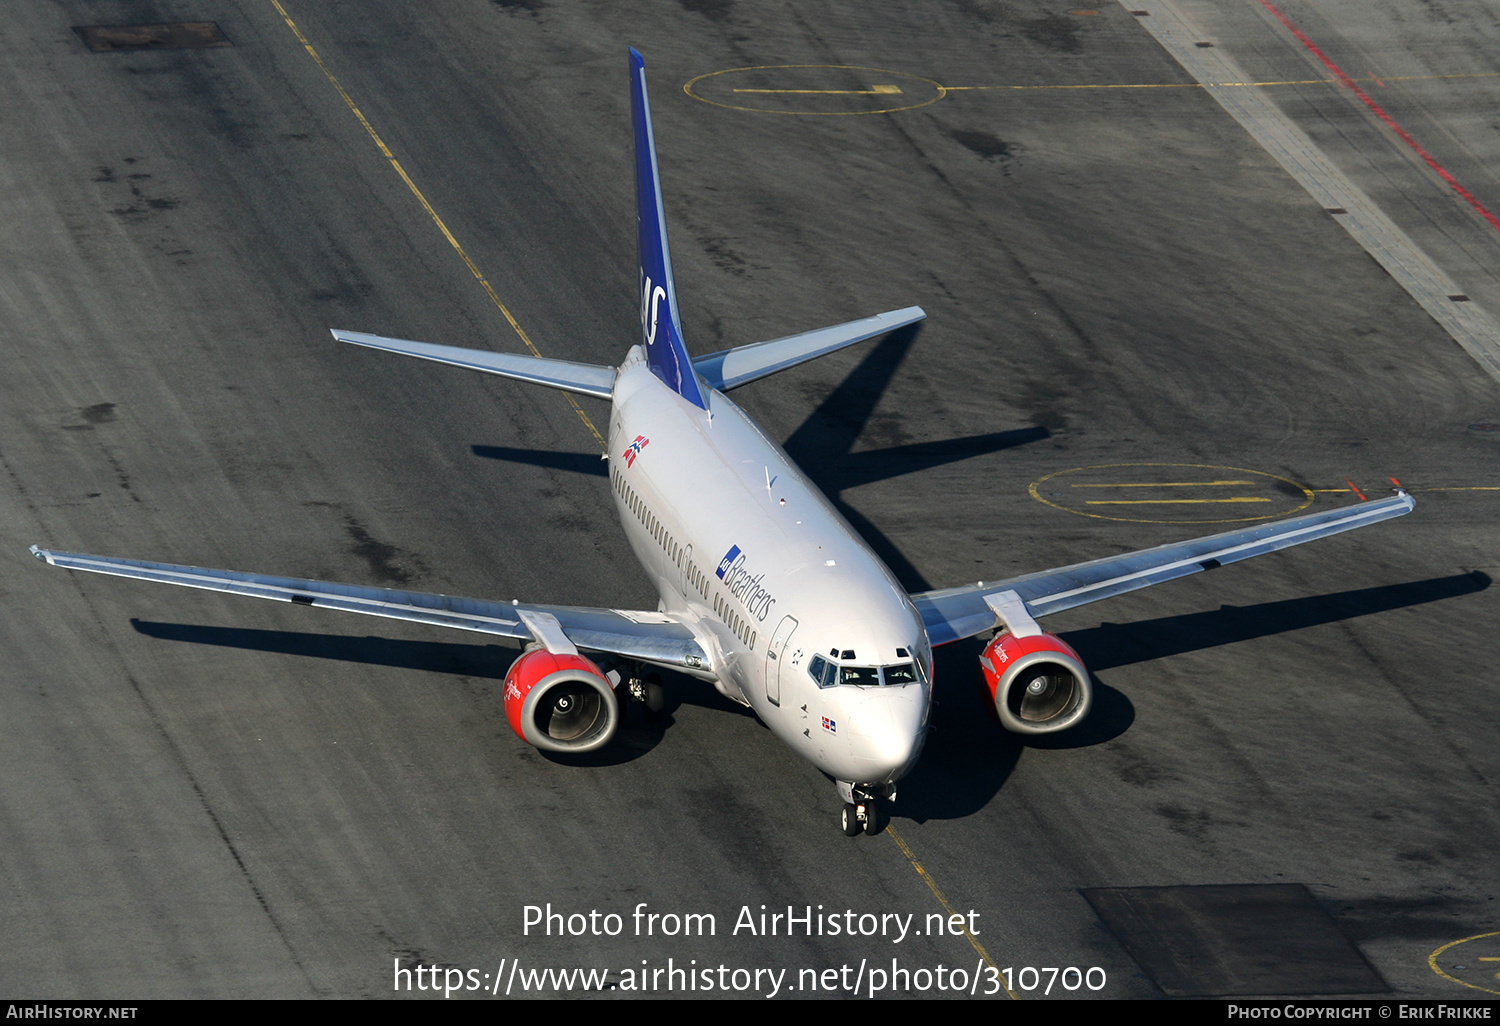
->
[845,687,928,781]
[862,726,925,781]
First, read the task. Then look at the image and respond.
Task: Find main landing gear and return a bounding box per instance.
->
[625,669,665,717]
[837,781,892,837]
[607,661,665,719]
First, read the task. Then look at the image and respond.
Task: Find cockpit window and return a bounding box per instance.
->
[882,663,918,686]
[809,652,921,688]
[837,665,881,687]
[807,654,835,688]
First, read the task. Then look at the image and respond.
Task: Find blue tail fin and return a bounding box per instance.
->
[630,49,708,410]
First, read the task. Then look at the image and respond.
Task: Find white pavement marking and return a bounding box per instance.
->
[1122,0,1500,386]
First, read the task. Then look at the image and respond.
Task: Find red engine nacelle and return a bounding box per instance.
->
[980,630,1092,734]
[503,647,620,753]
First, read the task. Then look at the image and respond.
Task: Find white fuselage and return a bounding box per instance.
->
[606,347,931,786]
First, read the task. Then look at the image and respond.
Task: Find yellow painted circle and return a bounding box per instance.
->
[683,65,946,116]
[1028,463,1315,524]
[1429,932,1500,996]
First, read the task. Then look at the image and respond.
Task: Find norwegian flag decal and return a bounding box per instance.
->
[622,435,650,467]
[821,716,836,734]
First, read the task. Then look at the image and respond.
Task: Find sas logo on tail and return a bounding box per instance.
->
[641,276,667,347]
[622,435,650,467]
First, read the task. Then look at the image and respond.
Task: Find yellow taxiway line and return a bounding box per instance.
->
[269,0,606,451]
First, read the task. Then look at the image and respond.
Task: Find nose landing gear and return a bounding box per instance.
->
[837,781,892,836]
[841,800,882,836]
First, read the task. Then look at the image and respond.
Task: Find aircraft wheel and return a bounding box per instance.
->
[642,674,665,717]
[862,803,882,836]
[841,804,861,837]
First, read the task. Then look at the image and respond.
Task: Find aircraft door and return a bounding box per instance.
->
[764,615,799,707]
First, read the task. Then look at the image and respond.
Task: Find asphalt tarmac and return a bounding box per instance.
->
[2,0,1497,1001]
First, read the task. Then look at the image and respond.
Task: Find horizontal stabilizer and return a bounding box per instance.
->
[693,307,926,392]
[332,330,615,400]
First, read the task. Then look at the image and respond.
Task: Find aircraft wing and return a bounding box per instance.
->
[30,547,708,672]
[911,492,1415,645]
[693,307,926,392]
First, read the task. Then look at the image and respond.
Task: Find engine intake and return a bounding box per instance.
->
[504,647,620,753]
[980,630,1092,734]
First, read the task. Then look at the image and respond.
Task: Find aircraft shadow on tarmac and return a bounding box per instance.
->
[1066,571,1490,674]
[899,570,1488,823]
[470,445,608,476]
[777,324,1050,592]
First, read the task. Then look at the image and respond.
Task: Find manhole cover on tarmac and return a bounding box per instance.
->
[1429,932,1500,996]
[1083,884,1387,997]
[1029,462,1313,524]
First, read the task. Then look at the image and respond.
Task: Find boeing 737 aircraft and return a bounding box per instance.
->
[33,51,1413,835]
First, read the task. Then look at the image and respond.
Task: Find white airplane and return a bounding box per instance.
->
[33,51,1413,835]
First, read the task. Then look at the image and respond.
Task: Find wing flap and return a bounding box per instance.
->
[332,330,616,400]
[913,492,1415,645]
[693,307,927,392]
[32,547,708,672]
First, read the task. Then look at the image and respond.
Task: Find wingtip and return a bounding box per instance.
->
[330,329,373,349]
